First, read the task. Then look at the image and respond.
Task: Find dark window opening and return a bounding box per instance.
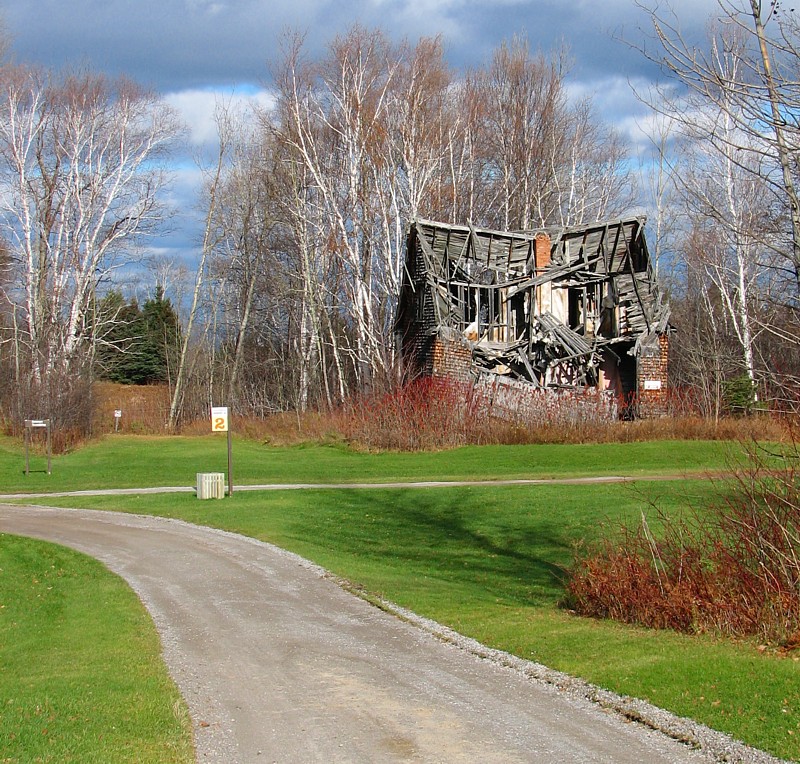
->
[568,288,582,332]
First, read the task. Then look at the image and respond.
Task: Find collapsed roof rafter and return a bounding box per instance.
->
[397,216,671,391]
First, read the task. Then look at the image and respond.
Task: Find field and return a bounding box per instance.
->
[0,534,193,763]
[0,433,736,492]
[2,434,799,761]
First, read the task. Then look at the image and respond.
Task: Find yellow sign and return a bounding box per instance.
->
[211,406,229,432]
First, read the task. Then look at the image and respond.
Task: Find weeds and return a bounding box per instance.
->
[568,432,800,644]
[326,378,787,451]
[9,378,789,453]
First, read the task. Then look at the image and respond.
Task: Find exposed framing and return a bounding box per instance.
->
[395,217,671,414]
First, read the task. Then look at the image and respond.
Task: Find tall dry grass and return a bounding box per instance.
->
[320,378,787,450]
[92,382,172,434]
[19,378,790,452]
[567,434,800,645]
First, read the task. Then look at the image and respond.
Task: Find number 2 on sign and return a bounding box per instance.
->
[210,406,229,432]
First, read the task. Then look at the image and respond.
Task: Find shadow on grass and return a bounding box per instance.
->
[286,487,572,607]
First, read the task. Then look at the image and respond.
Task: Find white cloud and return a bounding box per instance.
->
[564,74,696,158]
[164,87,276,146]
[184,0,228,14]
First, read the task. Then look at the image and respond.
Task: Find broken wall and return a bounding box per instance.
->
[396,217,671,419]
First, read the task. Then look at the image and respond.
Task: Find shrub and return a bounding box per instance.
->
[331,377,630,451]
[11,377,791,451]
[567,432,800,644]
[723,374,758,416]
[333,377,488,451]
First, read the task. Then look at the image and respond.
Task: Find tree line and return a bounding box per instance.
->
[0,4,798,433]
[640,0,800,416]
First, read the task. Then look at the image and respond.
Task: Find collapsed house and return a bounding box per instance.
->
[395,217,671,418]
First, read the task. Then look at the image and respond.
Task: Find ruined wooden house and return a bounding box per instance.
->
[395,217,671,417]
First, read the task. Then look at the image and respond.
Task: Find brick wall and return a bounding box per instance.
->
[431,334,474,382]
[535,232,551,270]
[475,374,618,423]
[636,333,669,417]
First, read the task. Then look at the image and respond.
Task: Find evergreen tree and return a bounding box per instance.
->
[142,285,182,385]
[95,287,182,385]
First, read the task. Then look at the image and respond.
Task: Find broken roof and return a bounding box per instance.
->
[398,216,671,388]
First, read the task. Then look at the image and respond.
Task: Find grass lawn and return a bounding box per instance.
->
[0,534,193,763]
[0,433,737,494]
[17,476,800,762]
[2,435,798,760]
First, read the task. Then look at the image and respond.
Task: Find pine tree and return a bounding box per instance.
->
[142,285,182,385]
[96,287,182,385]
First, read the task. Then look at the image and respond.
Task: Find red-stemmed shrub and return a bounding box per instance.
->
[567,431,800,644]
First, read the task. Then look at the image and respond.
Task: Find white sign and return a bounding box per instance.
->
[643,380,662,391]
[25,419,48,428]
[114,410,122,418]
[211,406,229,432]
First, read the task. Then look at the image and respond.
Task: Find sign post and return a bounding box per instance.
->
[210,406,232,496]
[24,419,51,475]
[114,410,122,432]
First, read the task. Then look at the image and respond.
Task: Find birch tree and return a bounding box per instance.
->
[0,66,181,422]
[168,102,231,428]
[674,29,773,387]
[254,27,638,410]
[637,4,800,404]
[740,0,800,295]
[640,0,800,300]
[274,28,403,393]
[271,35,349,405]
[380,35,453,330]
[206,122,287,407]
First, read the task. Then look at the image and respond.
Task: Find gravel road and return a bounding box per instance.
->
[0,504,787,764]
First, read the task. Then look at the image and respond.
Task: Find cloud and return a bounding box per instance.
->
[184,0,229,15]
[164,87,275,145]
[2,0,728,267]
[5,0,723,93]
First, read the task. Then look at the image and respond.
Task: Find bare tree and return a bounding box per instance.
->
[741,0,800,294]
[639,0,800,299]
[386,36,453,221]
[465,36,569,230]
[168,101,231,429]
[462,36,632,230]
[0,66,181,423]
[271,34,349,406]
[206,120,287,406]
[636,3,800,405]
[638,114,682,282]
[273,27,405,394]
[549,98,635,227]
[241,27,638,413]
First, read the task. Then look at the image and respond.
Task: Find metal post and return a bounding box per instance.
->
[227,428,233,496]
[24,424,30,476]
[46,420,51,475]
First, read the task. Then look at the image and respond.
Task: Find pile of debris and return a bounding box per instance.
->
[396,216,671,405]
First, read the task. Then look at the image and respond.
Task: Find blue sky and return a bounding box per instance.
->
[3,0,722,280]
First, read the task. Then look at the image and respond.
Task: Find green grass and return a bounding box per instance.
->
[0,433,736,494]
[0,534,193,763]
[20,478,800,761]
[3,435,798,760]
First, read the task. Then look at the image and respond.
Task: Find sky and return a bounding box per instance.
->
[3,0,722,281]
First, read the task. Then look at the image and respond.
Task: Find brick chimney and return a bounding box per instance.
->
[535,232,551,271]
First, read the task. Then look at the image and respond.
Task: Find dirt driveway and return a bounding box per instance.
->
[0,504,775,763]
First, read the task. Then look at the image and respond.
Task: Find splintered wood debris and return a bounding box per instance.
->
[396,216,670,393]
